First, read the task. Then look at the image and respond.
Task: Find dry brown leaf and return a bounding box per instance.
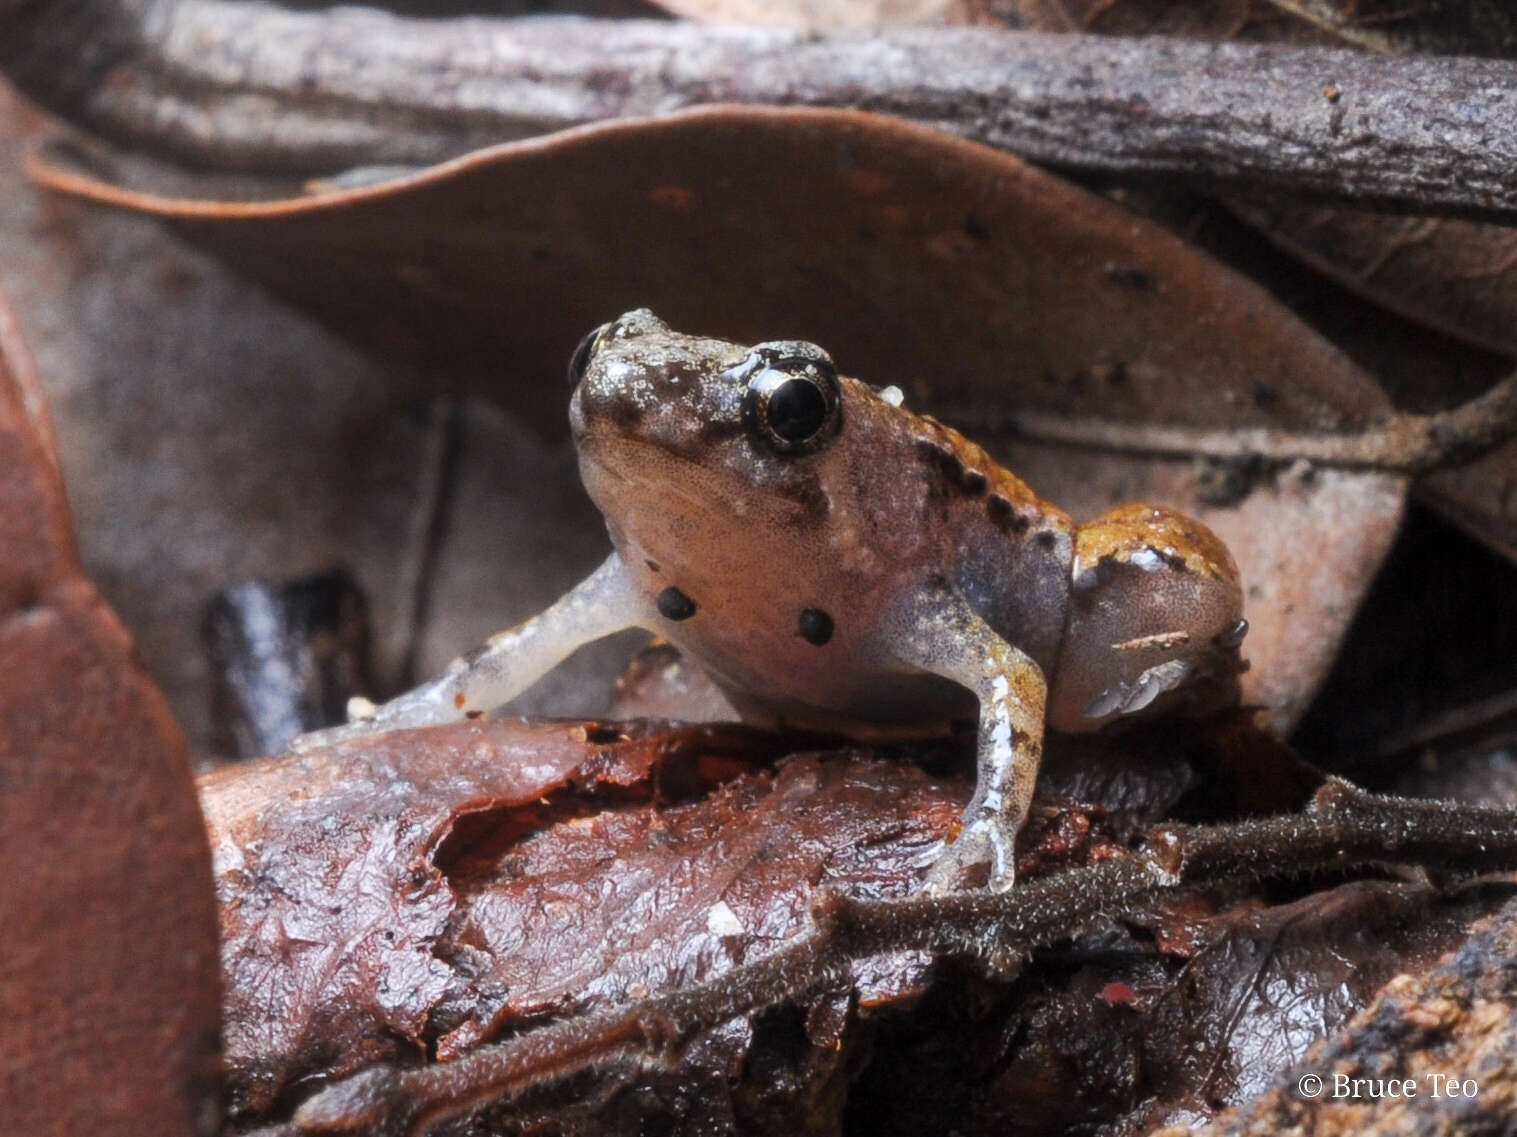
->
[946,1,1517,570]
[34,106,1406,733]
[1231,203,1517,361]
[0,286,222,1134]
[1226,199,1517,564]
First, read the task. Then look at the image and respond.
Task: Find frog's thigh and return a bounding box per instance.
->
[292,553,651,750]
[892,589,1048,892]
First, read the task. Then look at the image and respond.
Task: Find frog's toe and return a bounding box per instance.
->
[920,815,1018,894]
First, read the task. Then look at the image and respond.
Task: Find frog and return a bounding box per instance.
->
[296,310,1248,892]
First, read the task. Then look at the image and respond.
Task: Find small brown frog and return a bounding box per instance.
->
[298,311,1247,891]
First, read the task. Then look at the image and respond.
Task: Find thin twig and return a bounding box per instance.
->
[3,5,1517,220]
[291,780,1517,1135]
[1261,0,1396,53]
[950,366,1517,475]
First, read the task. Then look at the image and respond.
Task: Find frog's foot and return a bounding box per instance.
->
[920,811,1018,894]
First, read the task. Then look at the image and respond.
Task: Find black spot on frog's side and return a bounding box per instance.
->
[963,215,991,242]
[797,607,834,646]
[657,587,697,621]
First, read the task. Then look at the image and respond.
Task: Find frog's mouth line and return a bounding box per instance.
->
[579,432,832,547]
[577,434,741,512]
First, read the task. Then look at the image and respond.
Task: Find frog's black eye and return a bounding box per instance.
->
[567,322,612,387]
[742,353,842,454]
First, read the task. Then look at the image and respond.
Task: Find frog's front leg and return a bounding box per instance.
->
[893,586,1048,893]
[292,553,652,751]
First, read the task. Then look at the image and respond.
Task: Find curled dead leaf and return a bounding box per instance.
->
[0,287,222,1134]
[33,106,1406,732]
[202,711,1512,1135]
[202,719,963,1122]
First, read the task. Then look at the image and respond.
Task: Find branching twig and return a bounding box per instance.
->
[4,4,1517,220]
[952,365,1517,476]
[289,780,1517,1135]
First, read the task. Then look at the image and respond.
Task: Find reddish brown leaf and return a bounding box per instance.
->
[851,879,1510,1137]
[1148,893,1517,1137]
[432,750,965,1058]
[204,714,1211,1127]
[0,287,221,1135]
[201,720,923,1116]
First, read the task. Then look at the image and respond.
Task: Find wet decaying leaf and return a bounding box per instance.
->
[0,286,222,1134]
[1156,893,1517,1137]
[201,719,959,1122]
[202,710,1516,1136]
[850,879,1512,1137]
[37,106,1405,732]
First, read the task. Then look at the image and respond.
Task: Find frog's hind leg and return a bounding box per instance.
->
[291,553,653,751]
[892,585,1048,893]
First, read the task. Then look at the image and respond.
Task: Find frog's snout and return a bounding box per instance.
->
[568,320,615,388]
[565,311,662,443]
[568,382,589,440]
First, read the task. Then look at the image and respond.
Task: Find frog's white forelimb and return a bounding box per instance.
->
[291,554,652,751]
[894,587,1048,893]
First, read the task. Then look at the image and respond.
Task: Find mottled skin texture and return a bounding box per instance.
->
[300,311,1247,890]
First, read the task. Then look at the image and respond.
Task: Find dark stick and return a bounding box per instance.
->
[3,4,1517,220]
[291,780,1517,1135]
[956,365,1517,476]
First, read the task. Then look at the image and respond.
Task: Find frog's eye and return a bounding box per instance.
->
[567,322,613,387]
[741,354,842,454]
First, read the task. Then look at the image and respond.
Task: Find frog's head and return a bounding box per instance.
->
[1048,505,1248,731]
[568,310,847,547]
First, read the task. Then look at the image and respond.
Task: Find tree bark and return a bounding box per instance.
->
[3,2,1516,219]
